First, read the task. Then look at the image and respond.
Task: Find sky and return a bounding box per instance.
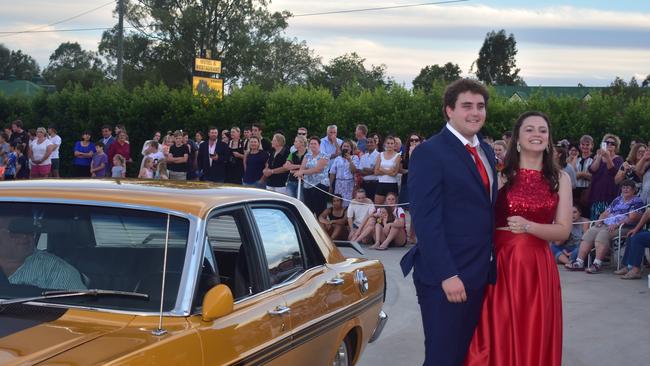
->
[1,0,649,87]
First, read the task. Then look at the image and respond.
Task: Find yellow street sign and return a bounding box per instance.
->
[192,77,223,99]
[194,58,222,73]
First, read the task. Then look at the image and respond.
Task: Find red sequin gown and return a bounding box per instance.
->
[464,169,562,366]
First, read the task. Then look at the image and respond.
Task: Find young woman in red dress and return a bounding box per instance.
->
[464,111,573,366]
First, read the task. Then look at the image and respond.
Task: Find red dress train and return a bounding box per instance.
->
[464,169,563,366]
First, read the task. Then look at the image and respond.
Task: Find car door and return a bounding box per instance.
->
[195,207,294,365]
[249,204,351,365]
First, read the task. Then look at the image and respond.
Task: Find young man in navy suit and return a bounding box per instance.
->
[401,79,497,366]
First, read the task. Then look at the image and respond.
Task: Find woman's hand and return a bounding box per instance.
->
[507,216,531,234]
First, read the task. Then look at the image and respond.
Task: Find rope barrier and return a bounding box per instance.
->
[298,179,650,226]
[298,178,411,207]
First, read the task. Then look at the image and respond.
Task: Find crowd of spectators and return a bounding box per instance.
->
[1,118,650,261]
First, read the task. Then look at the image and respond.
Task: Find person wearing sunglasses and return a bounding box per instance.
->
[587,134,624,220]
[290,127,308,153]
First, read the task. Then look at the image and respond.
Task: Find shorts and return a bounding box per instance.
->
[550,243,577,259]
[30,164,51,178]
[376,182,399,197]
[267,186,288,195]
[50,158,60,170]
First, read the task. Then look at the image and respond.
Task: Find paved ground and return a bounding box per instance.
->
[339,246,650,366]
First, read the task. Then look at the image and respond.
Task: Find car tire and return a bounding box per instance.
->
[332,336,352,366]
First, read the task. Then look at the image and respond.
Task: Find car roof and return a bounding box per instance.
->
[0,179,289,217]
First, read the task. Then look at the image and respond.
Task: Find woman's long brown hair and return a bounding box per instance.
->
[502,111,560,192]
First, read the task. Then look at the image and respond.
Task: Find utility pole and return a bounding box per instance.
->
[117,0,124,83]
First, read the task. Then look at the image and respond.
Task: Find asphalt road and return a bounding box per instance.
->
[339,245,650,366]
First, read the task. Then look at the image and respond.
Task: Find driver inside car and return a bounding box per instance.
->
[0,216,86,290]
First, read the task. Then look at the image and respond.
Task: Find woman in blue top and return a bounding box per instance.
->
[242,137,269,188]
[72,131,96,177]
[294,136,330,215]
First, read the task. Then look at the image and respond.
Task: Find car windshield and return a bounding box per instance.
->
[0,202,190,312]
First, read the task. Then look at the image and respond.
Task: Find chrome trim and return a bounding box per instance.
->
[234,265,326,305]
[0,197,194,220]
[369,310,388,343]
[0,197,199,317]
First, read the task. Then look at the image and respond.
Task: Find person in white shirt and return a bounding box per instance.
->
[347,189,374,240]
[47,126,61,178]
[359,138,380,201]
[320,125,342,170]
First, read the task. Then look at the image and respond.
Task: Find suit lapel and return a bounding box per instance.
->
[442,128,490,202]
[479,138,499,205]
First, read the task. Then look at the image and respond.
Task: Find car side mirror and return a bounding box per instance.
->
[201,284,234,322]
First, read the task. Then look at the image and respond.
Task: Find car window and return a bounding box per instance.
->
[0,202,189,312]
[251,208,304,286]
[206,211,256,300]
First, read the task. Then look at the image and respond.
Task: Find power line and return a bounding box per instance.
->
[292,0,469,17]
[0,0,471,35]
[0,1,115,38]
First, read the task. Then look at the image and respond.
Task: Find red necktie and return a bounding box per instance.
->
[465,144,490,194]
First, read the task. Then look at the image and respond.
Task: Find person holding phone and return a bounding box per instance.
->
[587,134,624,220]
[329,140,360,207]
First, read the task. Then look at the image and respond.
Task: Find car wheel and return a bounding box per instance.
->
[332,337,351,366]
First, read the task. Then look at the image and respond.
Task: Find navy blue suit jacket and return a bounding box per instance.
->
[400,126,498,289]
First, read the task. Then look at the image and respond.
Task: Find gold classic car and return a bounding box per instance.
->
[0,180,387,366]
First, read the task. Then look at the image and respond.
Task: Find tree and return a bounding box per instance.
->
[0,44,40,80]
[643,75,650,88]
[101,0,292,88]
[242,37,321,90]
[309,52,389,96]
[42,42,106,89]
[412,62,461,92]
[474,30,525,86]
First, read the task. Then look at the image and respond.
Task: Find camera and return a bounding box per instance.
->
[341,148,349,156]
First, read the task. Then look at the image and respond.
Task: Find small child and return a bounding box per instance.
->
[91,142,108,178]
[155,160,169,180]
[15,144,29,179]
[4,143,18,180]
[111,154,126,178]
[550,204,589,264]
[138,157,154,179]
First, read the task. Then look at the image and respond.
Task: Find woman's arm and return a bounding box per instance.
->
[374,155,382,176]
[333,209,348,225]
[508,172,573,242]
[614,163,629,184]
[301,158,328,175]
[318,208,331,224]
[388,155,402,176]
[589,152,602,172]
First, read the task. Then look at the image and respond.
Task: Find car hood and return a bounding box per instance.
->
[0,306,134,365]
[0,306,198,366]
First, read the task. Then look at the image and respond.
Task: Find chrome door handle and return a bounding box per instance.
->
[326,277,345,286]
[268,305,291,316]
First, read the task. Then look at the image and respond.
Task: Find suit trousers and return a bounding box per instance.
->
[415,279,485,366]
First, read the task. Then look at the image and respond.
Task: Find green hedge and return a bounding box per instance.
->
[2,82,649,176]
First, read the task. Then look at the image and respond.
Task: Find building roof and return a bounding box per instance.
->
[493,86,605,101]
[0,179,290,218]
[0,79,44,97]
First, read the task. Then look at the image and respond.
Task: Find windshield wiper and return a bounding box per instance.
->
[0,289,149,308]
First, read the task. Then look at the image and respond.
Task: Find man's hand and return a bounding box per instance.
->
[441,276,467,303]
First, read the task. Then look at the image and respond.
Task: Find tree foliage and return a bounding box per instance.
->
[309,52,389,96]
[412,63,461,93]
[474,30,525,86]
[0,44,40,80]
[43,42,106,90]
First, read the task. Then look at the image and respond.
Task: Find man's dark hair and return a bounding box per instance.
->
[11,120,23,128]
[442,79,489,120]
[96,141,105,149]
[503,131,513,138]
[251,123,263,131]
[101,124,112,131]
[208,126,218,132]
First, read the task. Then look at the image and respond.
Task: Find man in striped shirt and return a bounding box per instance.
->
[0,217,86,290]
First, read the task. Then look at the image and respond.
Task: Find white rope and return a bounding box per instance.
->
[298,179,650,225]
[298,178,411,207]
[576,202,650,226]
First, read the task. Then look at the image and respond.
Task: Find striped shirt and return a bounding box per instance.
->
[9,250,87,290]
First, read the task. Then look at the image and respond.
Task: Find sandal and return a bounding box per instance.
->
[613,267,629,276]
[621,271,642,280]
